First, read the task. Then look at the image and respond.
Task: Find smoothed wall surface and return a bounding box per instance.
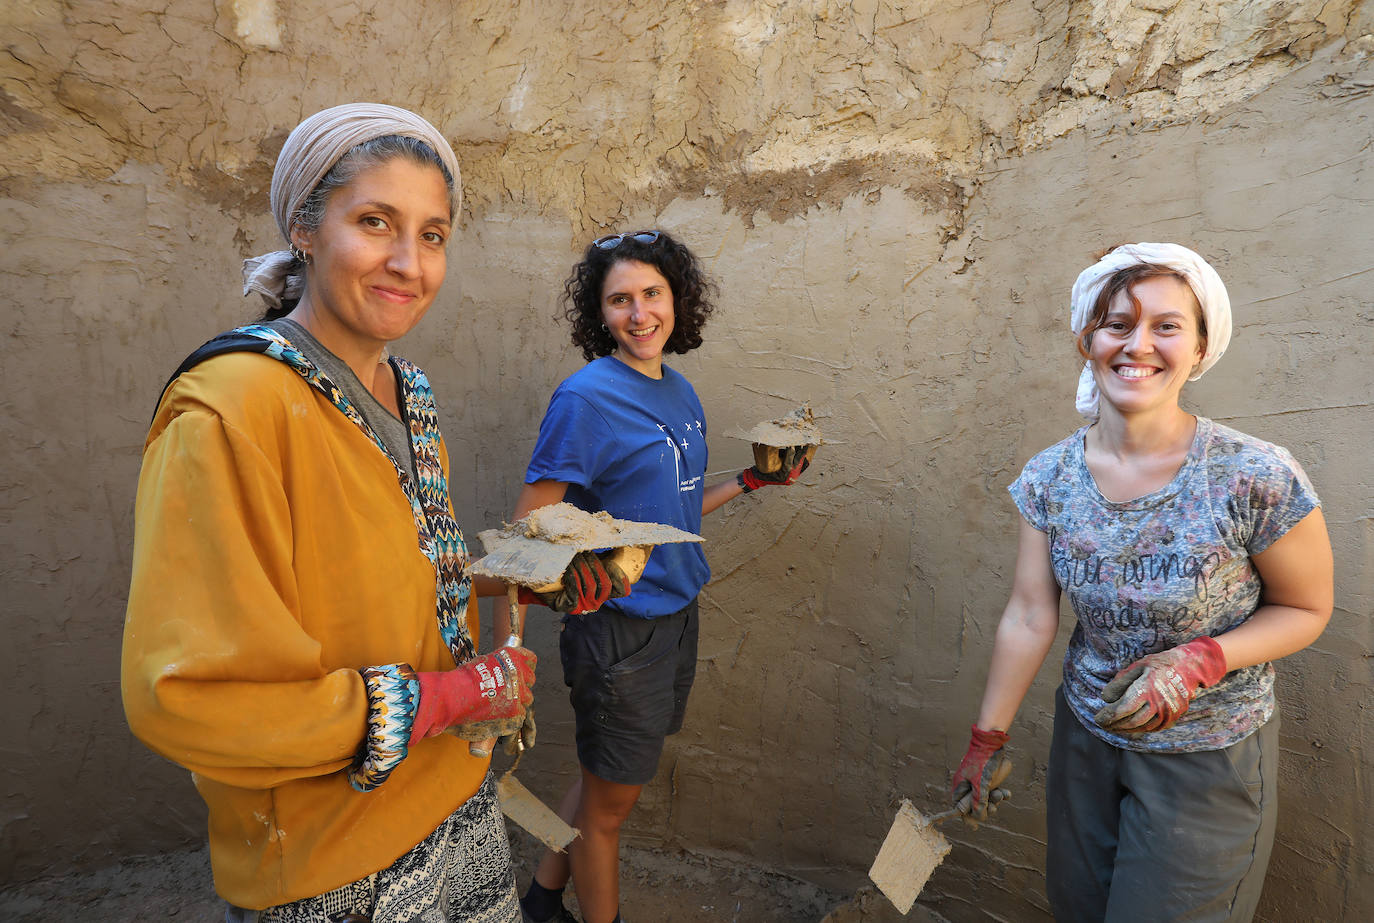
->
[3,1,1371,919]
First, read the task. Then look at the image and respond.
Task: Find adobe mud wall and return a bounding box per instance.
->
[3,1,1371,919]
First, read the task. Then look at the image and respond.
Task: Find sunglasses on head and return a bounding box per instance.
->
[592,230,661,250]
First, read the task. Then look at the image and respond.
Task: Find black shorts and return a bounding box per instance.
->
[559,600,699,786]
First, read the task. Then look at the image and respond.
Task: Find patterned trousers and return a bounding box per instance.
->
[227,774,520,923]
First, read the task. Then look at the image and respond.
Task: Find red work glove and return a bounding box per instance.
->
[738,444,812,492]
[951,725,1013,822]
[517,550,629,614]
[409,647,537,745]
[1093,636,1227,734]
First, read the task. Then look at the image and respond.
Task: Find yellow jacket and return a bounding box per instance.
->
[123,347,487,909]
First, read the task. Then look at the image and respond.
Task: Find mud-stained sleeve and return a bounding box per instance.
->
[123,409,417,790]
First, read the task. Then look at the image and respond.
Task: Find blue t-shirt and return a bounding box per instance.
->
[525,356,711,618]
[1010,417,1319,753]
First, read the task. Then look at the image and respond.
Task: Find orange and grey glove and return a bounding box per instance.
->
[738,444,812,492]
[409,646,537,745]
[1093,636,1227,734]
[517,550,631,614]
[951,725,1013,822]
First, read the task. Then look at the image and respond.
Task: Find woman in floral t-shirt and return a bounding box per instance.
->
[951,243,1333,921]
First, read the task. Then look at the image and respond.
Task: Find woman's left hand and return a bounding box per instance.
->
[738,444,814,491]
[1093,636,1227,733]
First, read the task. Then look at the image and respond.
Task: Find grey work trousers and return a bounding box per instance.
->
[1046,686,1278,923]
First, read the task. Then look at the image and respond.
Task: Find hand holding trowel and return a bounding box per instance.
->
[445,503,703,854]
[864,755,1013,915]
[729,403,824,490]
[445,581,538,759]
[455,503,704,757]
[449,549,636,759]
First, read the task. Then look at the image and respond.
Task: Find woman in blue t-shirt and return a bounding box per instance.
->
[951,243,1333,921]
[509,230,811,923]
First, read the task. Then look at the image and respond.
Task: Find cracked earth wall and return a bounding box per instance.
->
[3,1,1372,919]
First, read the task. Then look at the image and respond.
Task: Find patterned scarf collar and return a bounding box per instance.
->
[235,323,477,666]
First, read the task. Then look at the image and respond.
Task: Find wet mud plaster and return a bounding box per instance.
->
[731,404,825,474]
[493,502,703,548]
[469,502,703,590]
[731,403,827,449]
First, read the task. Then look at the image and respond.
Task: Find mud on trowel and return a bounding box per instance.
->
[728,403,824,474]
[457,503,703,852]
[864,760,1013,915]
[459,503,702,757]
[469,501,703,598]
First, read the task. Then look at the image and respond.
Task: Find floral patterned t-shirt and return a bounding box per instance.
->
[1010,416,1319,753]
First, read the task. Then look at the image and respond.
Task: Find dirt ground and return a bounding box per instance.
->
[0,826,944,922]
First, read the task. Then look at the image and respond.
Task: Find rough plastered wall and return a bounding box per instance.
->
[3,0,1372,919]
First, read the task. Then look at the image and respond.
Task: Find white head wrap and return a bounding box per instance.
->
[242,103,462,310]
[1068,242,1231,420]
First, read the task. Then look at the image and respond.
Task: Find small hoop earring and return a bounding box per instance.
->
[600,323,609,332]
[290,245,310,264]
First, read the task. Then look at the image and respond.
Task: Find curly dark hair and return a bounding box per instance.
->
[561,230,716,361]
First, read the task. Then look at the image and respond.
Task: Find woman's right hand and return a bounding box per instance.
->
[738,444,815,491]
[517,550,630,614]
[951,724,1013,822]
[409,647,537,744]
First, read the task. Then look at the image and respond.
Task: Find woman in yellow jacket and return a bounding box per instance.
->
[123,104,536,922]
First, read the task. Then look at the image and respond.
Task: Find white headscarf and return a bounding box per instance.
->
[1069,242,1232,420]
[242,103,462,310]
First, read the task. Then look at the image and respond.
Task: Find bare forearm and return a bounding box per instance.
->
[972,521,1062,732]
[1213,603,1330,672]
[1214,509,1332,671]
[975,602,1060,732]
[470,575,507,598]
[702,476,744,515]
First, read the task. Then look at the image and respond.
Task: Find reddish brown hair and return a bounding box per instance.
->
[1075,264,1207,360]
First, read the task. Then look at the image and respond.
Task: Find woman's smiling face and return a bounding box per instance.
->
[1089,274,1205,417]
[292,156,452,351]
[600,258,675,378]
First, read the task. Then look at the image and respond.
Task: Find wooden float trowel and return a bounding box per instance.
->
[456,503,703,852]
[468,501,703,598]
[865,759,1014,914]
[728,402,824,474]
